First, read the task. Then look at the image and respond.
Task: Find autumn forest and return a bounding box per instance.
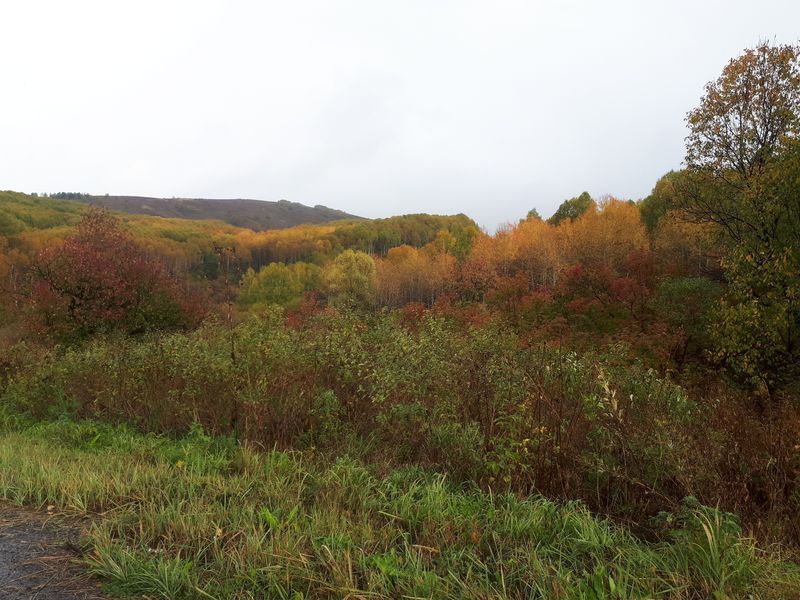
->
[1,43,800,599]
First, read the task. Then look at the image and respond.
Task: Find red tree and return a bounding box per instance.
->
[31,209,204,340]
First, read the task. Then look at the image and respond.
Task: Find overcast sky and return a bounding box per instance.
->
[1,1,798,230]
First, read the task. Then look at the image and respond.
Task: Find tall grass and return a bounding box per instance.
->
[0,415,797,599]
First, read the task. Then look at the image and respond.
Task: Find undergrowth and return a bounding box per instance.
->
[0,412,797,599]
[3,312,799,545]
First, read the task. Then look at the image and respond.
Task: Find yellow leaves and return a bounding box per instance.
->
[561,197,647,269]
[376,243,456,306]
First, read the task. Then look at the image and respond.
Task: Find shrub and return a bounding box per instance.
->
[29,209,205,341]
[2,309,799,546]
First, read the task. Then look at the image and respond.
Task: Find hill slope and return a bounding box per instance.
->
[66,195,362,231]
[0,191,478,274]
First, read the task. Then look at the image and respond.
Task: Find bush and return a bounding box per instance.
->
[2,309,799,546]
[29,209,205,341]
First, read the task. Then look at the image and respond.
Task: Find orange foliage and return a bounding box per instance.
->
[559,198,647,271]
[376,244,456,307]
[652,210,721,278]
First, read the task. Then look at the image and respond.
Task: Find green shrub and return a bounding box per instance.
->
[1,309,796,547]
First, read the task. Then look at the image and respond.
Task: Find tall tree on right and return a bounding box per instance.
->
[685,43,800,180]
[679,42,800,399]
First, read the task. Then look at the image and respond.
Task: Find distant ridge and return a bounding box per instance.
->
[68,195,363,231]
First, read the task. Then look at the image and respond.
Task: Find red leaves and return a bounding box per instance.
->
[31,209,205,340]
[284,292,322,329]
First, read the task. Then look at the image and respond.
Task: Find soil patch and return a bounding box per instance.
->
[0,506,109,599]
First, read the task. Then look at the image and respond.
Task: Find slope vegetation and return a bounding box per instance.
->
[66,194,361,230]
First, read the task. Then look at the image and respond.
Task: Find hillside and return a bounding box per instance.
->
[0,190,479,277]
[64,194,362,231]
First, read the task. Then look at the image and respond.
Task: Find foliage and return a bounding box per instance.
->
[685,42,800,178]
[29,210,205,341]
[653,277,721,366]
[2,42,800,597]
[0,417,797,599]
[707,143,800,395]
[678,43,800,396]
[548,191,595,225]
[376,244,455,307]
[639,171,684,232]
[0,191,477,271]
[239,261,321,308]
[525,207,542,221]
[325,250,377,310]
[5,309,800,548]
[712,244,800,395]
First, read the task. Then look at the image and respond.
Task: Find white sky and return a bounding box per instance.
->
[1,1,798,230]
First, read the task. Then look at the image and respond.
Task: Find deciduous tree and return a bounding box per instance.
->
[680,42,800,397]
[325,249,377,310]
[547,192,594,225]
[31,209,204,340]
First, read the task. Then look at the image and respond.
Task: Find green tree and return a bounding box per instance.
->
[639,171,684,232]
[525,207,542,221]
[325,250,377,310]
[709,145,800,396]
[240,264,302,307]
[654,277,721,366]
[686,42,800,180]
[680,43,800,245]
[239,261,322,308]
[547,192,594,225]
[712,245,799,396]
[680,42,800,397]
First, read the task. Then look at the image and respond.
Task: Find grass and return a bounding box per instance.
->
[0,412,798,599]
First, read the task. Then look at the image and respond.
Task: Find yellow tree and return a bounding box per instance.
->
[325,250,377,310]
[560,198,647,271]
[509,217,563,288]
[377,244,456,307]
